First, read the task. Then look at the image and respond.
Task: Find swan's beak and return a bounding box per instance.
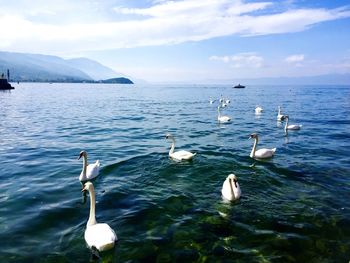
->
[78,152,83,160]
[233,179,238,188]
[249,133,257,139]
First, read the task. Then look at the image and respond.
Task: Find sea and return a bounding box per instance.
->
[0,83,349,262]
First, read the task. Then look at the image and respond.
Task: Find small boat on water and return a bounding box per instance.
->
[233,84,245,89]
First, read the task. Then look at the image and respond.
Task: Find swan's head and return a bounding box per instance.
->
[165,133,174,140]
[82,181,94,192]
[227,174,238,188]
[280,115,289,121]
[249,133,258,140]
[78,150,87,160]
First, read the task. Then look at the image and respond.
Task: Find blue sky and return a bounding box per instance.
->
[0,0,349,83]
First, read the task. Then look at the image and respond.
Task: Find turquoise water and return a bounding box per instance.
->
[0,83,349,262]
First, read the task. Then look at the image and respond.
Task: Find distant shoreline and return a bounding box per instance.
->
[10,78,134,84]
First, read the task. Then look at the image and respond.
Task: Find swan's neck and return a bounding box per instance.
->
[229,179,235,199]
[87,187,97,226]
[284,117,289,130]
[278,107,281,115]
[250,138,258,158]
[218,107,221,118]
[169,138,175,155]
[81,155,88,179]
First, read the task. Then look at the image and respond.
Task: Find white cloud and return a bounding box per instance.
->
[231,53,264,68]
[285,54,305,63]
[210,53,264,68]
[0,0,350,54]
[209,55,231,63]
[114,0,272,17]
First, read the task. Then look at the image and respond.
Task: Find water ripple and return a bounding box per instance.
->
[0,84,349,262]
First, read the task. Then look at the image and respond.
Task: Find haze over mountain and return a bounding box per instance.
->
[66,57,127,81]
[1,51,348,85]
[0,51,132,83]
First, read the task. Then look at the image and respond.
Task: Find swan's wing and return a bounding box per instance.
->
[221,180,233,200]
[86,161,100,179]
[219,116,231,122]
[85,223,117,251]
[289,124,302,130]
[255,148,276,158]
[172,150,195,160]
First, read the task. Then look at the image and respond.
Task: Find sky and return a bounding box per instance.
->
[0,0,349,83]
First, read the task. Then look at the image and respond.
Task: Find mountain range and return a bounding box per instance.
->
[0,51,133,83]
[1,51,348,85]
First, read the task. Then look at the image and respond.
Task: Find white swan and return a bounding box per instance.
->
[277,106,284,121]
[82,182,117,252]
[217,106,231,123]
[249,133,276,159]
[255,105,263,114]
[78,151,100,182]
[221,174,241,201]
[165,134,196,161]
[282,115,302,130]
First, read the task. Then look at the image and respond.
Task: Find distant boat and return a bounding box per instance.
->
[233,84,245,89]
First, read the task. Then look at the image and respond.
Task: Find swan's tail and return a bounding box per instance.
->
[272,148,276,153]
[99,241,115,252]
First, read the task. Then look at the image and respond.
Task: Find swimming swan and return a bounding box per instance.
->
[78,151,100,182]
[217,106,231,123]
[221,174,241,201]
[249,133,276,159]
[282,115,302,130]
[82,182,117,252]
[255,105,263,114]
[277,106,284,121]
[165,134,196,161]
